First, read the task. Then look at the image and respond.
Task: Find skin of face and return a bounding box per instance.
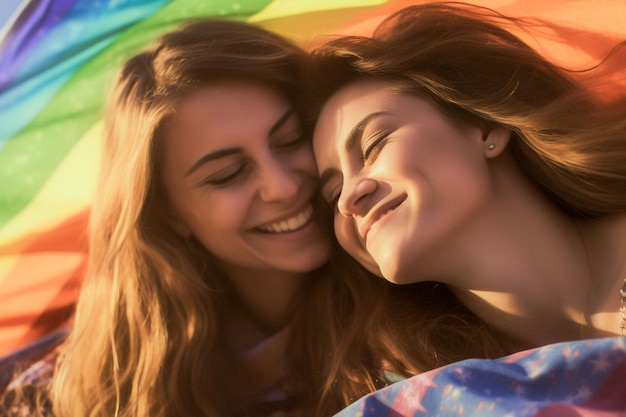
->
[161,82,329,277]
[314,79,500,284]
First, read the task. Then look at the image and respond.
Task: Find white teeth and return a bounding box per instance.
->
[259,206,313,233]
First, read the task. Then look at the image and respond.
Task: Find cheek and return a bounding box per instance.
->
[184,192,246,235]
[334,213,382,276]
[291,144,319,175]
[430,155,492,210]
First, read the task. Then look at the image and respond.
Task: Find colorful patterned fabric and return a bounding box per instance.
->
[0,328,68,395]
[336,337,626,416]
[0,329,66,416]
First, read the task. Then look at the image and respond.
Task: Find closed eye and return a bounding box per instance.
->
[202,164,247,187]
[320,182,342,212]
[363,128,393,161]
[329,189,341,212]
[318,168,342,212]
[275,134,308,152]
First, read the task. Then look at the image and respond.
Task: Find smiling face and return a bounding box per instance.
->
[160,82,329,277]
[314,79,497,284]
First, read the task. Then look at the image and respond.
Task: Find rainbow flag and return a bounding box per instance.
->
[1,0,625,358]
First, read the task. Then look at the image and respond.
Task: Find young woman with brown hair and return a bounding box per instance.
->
[311,2,626,352]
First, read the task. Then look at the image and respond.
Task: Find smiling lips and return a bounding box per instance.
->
[257,205,313,234]
[359,196,406,243]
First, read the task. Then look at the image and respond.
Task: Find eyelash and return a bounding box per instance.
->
[201,136,305,187]
[322,185,342,211]
[203,165,246,186]
[329,192,340,210]
[200,131,306,188]
[276,134,307,151]
[363,129,392,161]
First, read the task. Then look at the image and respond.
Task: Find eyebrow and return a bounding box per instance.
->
[185,108,295,177]
[344,111,391,152]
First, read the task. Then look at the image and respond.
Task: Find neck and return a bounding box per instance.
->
[221,265,307,334]
[442,152,624,350]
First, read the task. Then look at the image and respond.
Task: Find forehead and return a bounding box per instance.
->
[159,82,290,170]
[166,82,288,136]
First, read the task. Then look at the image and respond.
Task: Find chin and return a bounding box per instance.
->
[290,250,330,273]
[382,269,418,285]
[378,271,405,285]
[358,258,383,277]
[376,255,412,285]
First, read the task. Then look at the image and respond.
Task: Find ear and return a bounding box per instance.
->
[483,126,511,158]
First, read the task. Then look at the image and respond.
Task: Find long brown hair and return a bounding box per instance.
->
[307,2,626,218]
[51,19,312,417]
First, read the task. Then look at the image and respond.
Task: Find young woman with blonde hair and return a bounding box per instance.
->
[311,2,626,353]
[1,17,505,417]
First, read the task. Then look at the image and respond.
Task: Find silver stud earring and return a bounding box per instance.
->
[487,144,496,150]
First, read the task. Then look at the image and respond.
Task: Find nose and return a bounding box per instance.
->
[258,157,300,202]
[337,176,377,217]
